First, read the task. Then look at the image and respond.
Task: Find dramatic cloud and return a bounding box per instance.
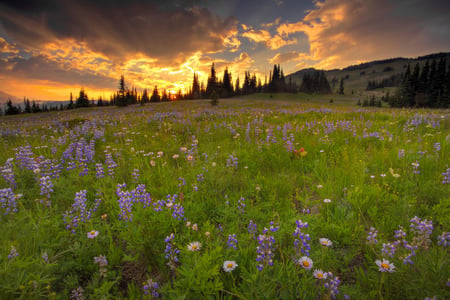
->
[242,28,297,50]
[0,1,238,64]
[269,51,301,64]
[277,0,450,69]
[1,0,449,100]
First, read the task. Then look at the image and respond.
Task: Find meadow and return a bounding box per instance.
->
[0,95,449,299]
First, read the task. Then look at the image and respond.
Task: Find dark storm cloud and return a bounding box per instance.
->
[0,0,237,64]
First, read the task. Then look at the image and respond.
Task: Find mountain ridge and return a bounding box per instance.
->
[287,51,450,93]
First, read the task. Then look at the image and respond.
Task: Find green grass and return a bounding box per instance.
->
[0,97,449,299]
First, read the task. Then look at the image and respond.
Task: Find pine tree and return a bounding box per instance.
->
[206,63,218,98]
[68,92,74,109]
[235,77,240,96]
[339,78,344,95]
[23,97,31,113]
[150,86,160,102]
[222,67,233,98]
[5,99,20,115]
[141,89,149,104]
[76,88,89,108]
[116,75,127,106]
[191,72,201,99]
[161,89,169,102]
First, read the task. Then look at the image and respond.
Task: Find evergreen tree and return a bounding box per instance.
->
[116,75,127,106]
[428,60,438,106]
[68,92,74,109]
[191,72,201,99]
[206,63,218,98]
[150,86,160,102]
[23,97,31,113]
[68,93,74,108]
[235,77,240,96]
[222,67,233,98]
[5,99,20,115]
[161,89,169,102]
[97,96,104,106]
[141,89,149,104]
[339,78,344,94]
[76,88,89,108]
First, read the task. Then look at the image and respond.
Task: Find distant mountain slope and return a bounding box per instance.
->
[287,52,450,94]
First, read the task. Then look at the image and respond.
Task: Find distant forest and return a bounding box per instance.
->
[2,55,449,115]
[387,57,450,108]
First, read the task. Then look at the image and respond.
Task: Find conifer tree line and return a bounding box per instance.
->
[366,73,403,90]
[388,57,449,108]
[186,63,299,100]
[2,62,335,115]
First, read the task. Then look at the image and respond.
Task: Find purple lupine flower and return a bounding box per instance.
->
[227,234,238,250]
[94,255,108,277]
[381,243,396,258]
[196,173,204,182]
[237,197,246,214]
[226,153,238,169]
[394,226,407,240]
[411,161,420,174]
[105,150,117,177]
[178,177,185,187]
[0,188,21,217]
[70,287,85,300]
[132,168,140,182]
[42,252,48,263]
[366,227,378,245]
[398,149,405,159]
[256,234,275,271]
[442,168,450,184]
[248,220,257,239]
[63,190,97,233]
[143,278,159,298]
[0,158,16,188]
[14,145,37,171]
[95,163,105,179]
[39,176,53,200]
[433,143,441,152]
[132,184,152,208]
[8,245,19,259]
[164,233,180,270]
[324,275,341,299]
[410,216,433,249]
[437,232,450,247]
[293,220,311,256]
[116,184,134,222]
[268,221,280,233]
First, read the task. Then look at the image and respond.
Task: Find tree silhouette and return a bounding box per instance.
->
[76,88,89,107]
[339,78,344,94]
[116,75,128,106]
[206,63,218,98]
[150,86,160,102]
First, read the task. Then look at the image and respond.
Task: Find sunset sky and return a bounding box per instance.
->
[1,0,450,101]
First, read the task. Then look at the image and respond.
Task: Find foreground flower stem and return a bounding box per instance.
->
[379,272,385,300]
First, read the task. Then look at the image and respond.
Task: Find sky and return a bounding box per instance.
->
[0,0,450,101]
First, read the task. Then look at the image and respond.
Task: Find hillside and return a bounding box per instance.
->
[287,52,450,95]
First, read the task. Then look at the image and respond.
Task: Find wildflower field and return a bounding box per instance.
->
[0,97,449,299]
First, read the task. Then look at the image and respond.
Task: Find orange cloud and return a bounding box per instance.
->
[242,28,297,50]
[277,0,450,70]
[269,51,302,64]
[223,28,241,52]
[0,37,19,56]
